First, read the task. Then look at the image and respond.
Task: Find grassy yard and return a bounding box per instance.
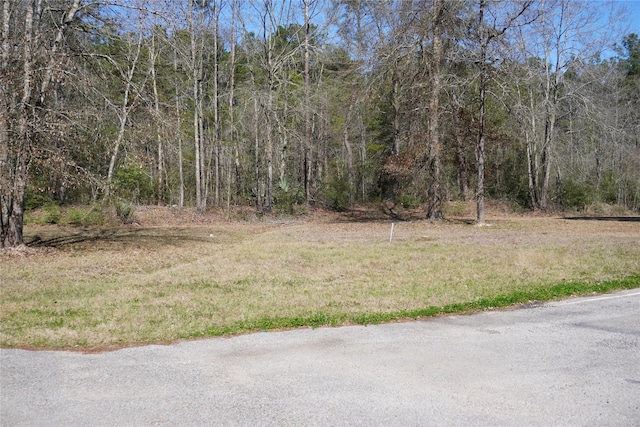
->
[1,207,639,351]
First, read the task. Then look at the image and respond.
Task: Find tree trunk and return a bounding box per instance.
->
[426,0,444,220]
[0,0,16,247]
[1,0,34,248]
[304,0,312,204]
[540,96,556,210]
[525,131,538,209]
[178,115,185,209]
[525,81,540,209]
[476,0,487,225]
[1,0,9,69]
[1,0,80,248]
[392,72,401,157]
[251,69,262,212]
[477,69,487,224]
[189,0,205,210]
[149,23,164,206]
[0,95,10,248]
[173,54,185,209]
[265,70,274,213]
[453,108,470,201]
[342,96,355,206]
[229,0,241,198]
[213,0,221,207]
[150,36,164,206]
[279,88,289,185]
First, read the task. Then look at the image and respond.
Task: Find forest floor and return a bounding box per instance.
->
[1,202,639,351]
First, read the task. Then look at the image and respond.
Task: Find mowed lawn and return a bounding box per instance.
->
[1,209,639,351]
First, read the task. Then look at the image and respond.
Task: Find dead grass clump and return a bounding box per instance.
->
[0,245,57,258]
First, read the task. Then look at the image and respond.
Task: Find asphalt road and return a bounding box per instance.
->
[2,289,639,426]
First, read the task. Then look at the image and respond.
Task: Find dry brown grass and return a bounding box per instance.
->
[1,204,639,351]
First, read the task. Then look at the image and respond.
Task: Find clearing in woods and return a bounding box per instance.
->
[1,204,639,351]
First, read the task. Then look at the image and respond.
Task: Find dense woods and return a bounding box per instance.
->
[2,0,639,247]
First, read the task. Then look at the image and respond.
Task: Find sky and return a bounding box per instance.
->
[621,0,640,34]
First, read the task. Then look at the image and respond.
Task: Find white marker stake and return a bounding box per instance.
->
[389,222,395,243]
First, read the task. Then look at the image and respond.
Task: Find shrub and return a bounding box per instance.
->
[65,206,106,226]
[115,201,135,224]
[398,193,421,209]
[41,204,62,224]
[25,188,53,211]
[113,163,154,204]
[560,179,593,210]
[598,170,618,205]
[324,175,350,211]
[274,178,304,215]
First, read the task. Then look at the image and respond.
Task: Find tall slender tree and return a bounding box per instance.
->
[1,0,82,248]
[472,0,532,223]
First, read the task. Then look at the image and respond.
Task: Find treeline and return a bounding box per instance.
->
[2,0,639,246]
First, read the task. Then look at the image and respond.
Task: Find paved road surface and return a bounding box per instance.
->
[2,289,639,426]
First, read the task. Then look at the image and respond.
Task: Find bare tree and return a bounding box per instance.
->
[472,0,532,224]
[303,0,312,203]
[240,0,298,213]
[103,18,146,199]
[1,0,82,248]
[333,0,367,206]
[190,0,206,210]
[148,21,166,205]
[228,0,241,199]
[512,0,623,210]
[211,0,221,207]
[425,0,445,220]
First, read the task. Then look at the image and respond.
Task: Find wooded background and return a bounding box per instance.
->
[2,0,639,246]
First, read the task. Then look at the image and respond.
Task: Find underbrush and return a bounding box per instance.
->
[25,201,140,227]
[26,204,107,226]
[23,199,639,229]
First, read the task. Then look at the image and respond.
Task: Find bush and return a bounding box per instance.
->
[273,178,304,215]
[488,152,532,209]
[618,177,640,211]
[323,175,350,212]
[41,204,62,224]
[65,206,106,226]
[597,171,640,211]
[113,163,154,204]
[598,170,618,205]
[65,208,85,225]
[25,188,53,211]
[398,193,421,209]
[560,179,593,210]
[115,201,135,224]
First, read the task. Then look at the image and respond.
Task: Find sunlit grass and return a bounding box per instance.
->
[1,216,639,350]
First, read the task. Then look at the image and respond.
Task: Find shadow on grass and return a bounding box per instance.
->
[26,227,213,249]
[563,216,640,222]
[334,206,448,223]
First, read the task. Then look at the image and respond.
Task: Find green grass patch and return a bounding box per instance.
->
[185,276,640,338]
